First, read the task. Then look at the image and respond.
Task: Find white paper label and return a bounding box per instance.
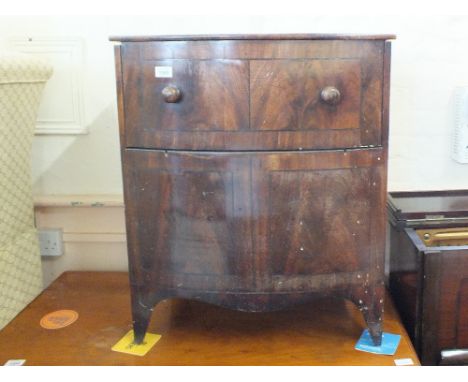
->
[394,358,414,366]
[4,359,26,366]
[155,66,173,78]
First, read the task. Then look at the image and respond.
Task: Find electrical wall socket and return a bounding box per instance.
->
[38,229,64,257]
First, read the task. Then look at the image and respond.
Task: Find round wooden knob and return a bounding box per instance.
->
[162,86,182,103]
[320,86,341,106]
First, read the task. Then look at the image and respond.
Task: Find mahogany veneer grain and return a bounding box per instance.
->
[113,34,394,345]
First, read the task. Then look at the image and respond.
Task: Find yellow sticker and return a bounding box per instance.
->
[111,330,161,357]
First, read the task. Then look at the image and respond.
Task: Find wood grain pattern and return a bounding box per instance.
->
[458,279,468,347]
[122,148,386,342]
[114,35,392,346]
[388,196,468,365]
[123,59,249,133]
[422,250,468,365]
[250,59,362,131]
[123,150,253,292]
[136,40,384,60]
[0,272,418,366]
[113,45,126,145]
[388,225,424,354]
[120,39,384,150]
[262,168,371,276]
[381,41,392,147]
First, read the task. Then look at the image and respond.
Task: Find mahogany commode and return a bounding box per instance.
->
[111,34,394,345]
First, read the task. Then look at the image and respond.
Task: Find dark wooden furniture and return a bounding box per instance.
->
[388,190,468,365]
[111,34,394,345]
[0,272,420,365]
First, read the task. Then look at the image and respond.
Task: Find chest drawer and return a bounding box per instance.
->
[123,59,250,133]
[118,39,385,151]
[250,59,361,131]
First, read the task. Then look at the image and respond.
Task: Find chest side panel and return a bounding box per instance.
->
[422,249,468,364]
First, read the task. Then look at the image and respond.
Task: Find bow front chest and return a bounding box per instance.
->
[111,34,394,345]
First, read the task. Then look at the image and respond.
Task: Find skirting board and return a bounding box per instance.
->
[34,195,128,288]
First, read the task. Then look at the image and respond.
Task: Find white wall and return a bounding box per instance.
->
[1,15,467,194]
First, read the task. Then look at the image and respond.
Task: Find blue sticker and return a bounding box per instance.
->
[355,329,401,355]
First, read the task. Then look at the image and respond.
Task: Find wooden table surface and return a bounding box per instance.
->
[0,272,420,366]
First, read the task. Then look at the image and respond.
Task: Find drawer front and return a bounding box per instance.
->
[119,40,385,150]
[250,59,361,131]
[123,59,249,134]
[123,148,385,293]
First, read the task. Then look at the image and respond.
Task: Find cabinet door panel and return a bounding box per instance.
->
[252,149,385,291]
[123,149,253,292]
[267,168,371,274]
